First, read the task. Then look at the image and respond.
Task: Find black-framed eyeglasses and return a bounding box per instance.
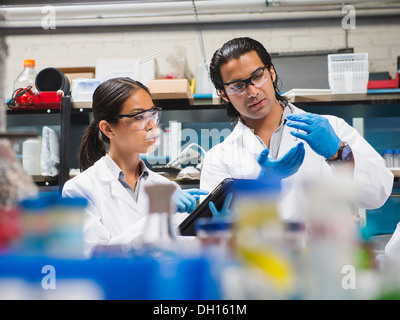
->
[108,106,162,131]
[223,66,269,96]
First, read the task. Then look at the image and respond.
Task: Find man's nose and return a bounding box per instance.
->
[246,82,259,97]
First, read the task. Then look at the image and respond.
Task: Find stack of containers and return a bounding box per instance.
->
[328,53,369,94]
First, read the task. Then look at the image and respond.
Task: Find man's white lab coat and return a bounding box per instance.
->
[200,104,394,222]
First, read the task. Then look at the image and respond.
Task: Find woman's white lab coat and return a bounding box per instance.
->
[62,156,188,256]
[200,104,394,222]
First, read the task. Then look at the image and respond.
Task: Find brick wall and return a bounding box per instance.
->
[4,22,400,98]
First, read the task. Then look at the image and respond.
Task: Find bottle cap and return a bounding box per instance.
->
[23,59,36,67]
[195,217,232,233]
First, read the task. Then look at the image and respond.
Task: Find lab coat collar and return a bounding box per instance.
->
[102,154,149,182]
[229,102,299,157]
[95,155,142,207]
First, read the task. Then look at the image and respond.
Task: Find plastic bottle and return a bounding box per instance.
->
[196,217,233,260]
[383,149,394,168]
[233,178,296,299]
[46,196,88,258]
[13,59,37,92]
[20,196,51,254]
[393,150,400,168]
[302,177,359,300]
[141,183,177,252]
[22,138,42,175]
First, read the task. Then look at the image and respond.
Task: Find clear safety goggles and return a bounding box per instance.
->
[112,106,162,131]
[223,66,269,96]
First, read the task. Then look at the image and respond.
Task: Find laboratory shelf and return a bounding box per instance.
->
[5,92,400,190]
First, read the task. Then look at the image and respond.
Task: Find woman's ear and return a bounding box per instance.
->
[99,120,114,140]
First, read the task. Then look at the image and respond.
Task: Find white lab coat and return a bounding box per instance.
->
[200,103,393,222]
[62,156,188,256]
[384,223,400,257]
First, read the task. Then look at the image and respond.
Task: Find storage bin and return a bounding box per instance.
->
[328,53,369,94]
[71,78,102,102]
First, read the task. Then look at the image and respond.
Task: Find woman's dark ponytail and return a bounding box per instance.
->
[78,121,107,172]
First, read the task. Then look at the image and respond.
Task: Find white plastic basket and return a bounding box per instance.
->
[328,53,369,94]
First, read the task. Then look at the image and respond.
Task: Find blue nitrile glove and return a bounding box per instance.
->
[172,189,209,213]
[286,113,341,159]
[257,142,305,180]
[209,192,233,218]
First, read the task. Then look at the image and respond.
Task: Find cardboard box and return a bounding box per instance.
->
[58,67,95,84]
[147,79,194,105]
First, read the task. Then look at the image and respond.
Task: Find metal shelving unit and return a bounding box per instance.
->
[6,91,400,190]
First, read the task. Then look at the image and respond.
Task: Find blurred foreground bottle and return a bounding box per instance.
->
[302,177,359,300]
[232,178,297,299]
[141,184,177,255]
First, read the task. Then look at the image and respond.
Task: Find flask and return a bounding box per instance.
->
[13,59,37,92]
[141,183,177,252]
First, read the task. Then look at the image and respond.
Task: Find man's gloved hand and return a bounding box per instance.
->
[257,142,305,180]
[209,192,233,218]
[172,189,209,213]
[286,113,341,159]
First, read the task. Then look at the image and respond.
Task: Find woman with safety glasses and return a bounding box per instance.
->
[62,77,207,256]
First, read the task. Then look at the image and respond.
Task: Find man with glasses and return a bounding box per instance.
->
[200,37,393,222]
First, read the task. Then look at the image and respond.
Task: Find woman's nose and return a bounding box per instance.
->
[144,117,157,131]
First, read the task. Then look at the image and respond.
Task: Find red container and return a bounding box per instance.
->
[0,206,22,248]
[11,90,63,110]
[368,72,399,89]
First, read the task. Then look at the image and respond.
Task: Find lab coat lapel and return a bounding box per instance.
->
[96,158,135,208]
[278,123,299,158]
[278,103,305,157]
[109,180,136,207]
[235,121,264,177]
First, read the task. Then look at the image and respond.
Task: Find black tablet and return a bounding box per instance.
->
[177,178,236,236]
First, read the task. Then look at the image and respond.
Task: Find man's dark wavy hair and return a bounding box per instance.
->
[209,37,287,123]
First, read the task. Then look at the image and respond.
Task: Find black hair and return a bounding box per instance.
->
[78,77,150,171]
[209,37,288,123]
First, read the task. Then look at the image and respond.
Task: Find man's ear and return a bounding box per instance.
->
[99,120,114,140]
[269,66,277,83]
[219,89,230,103]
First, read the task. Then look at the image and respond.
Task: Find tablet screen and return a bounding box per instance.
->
[177,178,236,236]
